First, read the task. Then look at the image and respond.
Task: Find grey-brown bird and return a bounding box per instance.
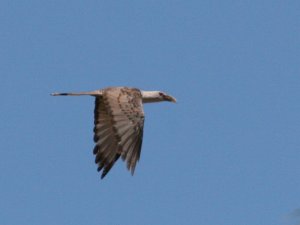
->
[51,87,176,179]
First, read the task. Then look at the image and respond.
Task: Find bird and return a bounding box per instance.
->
[51,87,176,179]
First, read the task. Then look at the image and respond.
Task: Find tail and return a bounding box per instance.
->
[51,90,102,96]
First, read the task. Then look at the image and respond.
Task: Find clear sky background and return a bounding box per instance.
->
[1,1,300,225]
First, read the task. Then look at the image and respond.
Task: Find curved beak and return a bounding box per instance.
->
[165,94,177,103]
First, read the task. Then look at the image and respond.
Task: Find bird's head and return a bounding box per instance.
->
[141,90,176,103]
[158,91,177,103]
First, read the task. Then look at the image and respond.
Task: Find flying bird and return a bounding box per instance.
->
[51,87,176,179]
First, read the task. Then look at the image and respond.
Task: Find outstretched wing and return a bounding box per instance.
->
[93,87,145,179]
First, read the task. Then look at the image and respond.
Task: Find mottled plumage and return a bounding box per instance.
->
[51,86,176,179]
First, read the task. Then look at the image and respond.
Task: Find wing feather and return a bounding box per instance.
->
[93,87,145,179]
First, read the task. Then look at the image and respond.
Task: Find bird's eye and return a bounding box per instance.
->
[159,92,164,97]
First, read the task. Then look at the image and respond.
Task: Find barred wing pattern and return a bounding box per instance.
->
[93,87,145,179]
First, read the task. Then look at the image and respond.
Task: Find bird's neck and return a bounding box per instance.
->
[141,91,162,103]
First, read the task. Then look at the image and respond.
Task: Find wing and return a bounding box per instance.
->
[93,87,145,179]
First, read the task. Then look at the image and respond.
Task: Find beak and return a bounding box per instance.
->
[165,94,177,103]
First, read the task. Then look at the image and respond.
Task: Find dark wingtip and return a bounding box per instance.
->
[101,171,107,179]
[51,92,68,96]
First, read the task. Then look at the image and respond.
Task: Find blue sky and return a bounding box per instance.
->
[1,1,300,225]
